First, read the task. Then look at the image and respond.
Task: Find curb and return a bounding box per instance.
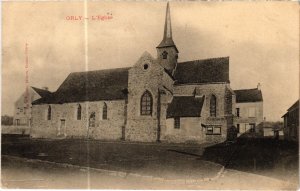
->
[225,169,297,188]
[2,155,225,185]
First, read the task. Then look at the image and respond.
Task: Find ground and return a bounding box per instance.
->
[203,137,299,183]
[1,135,299,189]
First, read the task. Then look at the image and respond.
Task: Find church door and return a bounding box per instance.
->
[58,119,66,137]
[87,112,96,139]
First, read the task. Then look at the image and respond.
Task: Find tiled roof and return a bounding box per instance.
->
[166,96,205,118]
[32,67,130,105]
[234,88,263,103]
[157,38,179,52]
[174,57,230,84]
[31,87,52,98]
[32,57,231,105]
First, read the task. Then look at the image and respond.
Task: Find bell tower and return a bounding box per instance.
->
[156,2,179,74]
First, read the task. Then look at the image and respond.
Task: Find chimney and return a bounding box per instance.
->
[257,83,261,90]
[43,86,49,91]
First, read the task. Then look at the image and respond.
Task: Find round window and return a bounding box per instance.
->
[143,63,149,70]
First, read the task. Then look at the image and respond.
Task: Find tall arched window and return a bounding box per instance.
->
[140,90,153,116]
[89,112,95,127]
[102,102,107,120]
[47,105,51,120]
[77,104,82,120]
[210,95,217,117]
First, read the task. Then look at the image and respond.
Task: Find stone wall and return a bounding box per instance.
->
[1,125,30,135]
[31,100,125,140]
[159,71,174,141]
[163,117,206,143]
[174,83,228,118]
[173,83,232,142]
[126,52,174,142]
[156,46,178,72]
[203,117,228,142]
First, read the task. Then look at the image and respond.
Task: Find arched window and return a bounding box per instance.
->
[162,51,168,59]
[140,90,153,116]
[47,105,51,120]
[102,103,107,120]
[77,104,82,120]
[210,95,217,117]
[89,112,95,127]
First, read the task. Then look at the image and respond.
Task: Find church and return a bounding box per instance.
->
[30,3,262,143]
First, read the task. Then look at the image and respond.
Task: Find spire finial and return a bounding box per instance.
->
[164,2,172,39]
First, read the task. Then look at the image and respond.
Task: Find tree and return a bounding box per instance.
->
[1,115,13,126]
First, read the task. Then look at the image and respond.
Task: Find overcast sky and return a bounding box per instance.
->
[2,1,299,121]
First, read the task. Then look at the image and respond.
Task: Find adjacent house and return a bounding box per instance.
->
[282,100,299,142]
[14,86,51,126]
[233,84,263,136]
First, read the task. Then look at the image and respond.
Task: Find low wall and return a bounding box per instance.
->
[1,125,31,135]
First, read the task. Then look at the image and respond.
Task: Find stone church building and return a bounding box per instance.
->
[31,3,262,143]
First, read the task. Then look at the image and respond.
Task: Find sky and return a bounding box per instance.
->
[2,1,299,121]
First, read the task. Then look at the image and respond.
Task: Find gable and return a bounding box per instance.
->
[130,51,158,72]
[128,51,168,86]
[15,87,43,106]
[31,87,51,98]
[174,57,229,84]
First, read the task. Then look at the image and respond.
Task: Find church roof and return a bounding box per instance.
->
[166,96,205,118]
[234,88,263,103]
[174,57,230,84]
[32,67,130,105]
[31,87,52,98]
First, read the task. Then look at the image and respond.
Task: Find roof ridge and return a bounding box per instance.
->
[70,67,131,75]
[31,86,51,92]
[234,88,260,91]
[178,56,229,64]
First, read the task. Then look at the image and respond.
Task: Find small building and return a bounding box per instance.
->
[282,100,299,142]
[233,84,263,136]
[263,127,273,137]
[257,121,284,139]
[14,86,51,126]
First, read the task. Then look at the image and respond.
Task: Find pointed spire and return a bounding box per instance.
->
[157,2,178,52]
[164,2,172,39]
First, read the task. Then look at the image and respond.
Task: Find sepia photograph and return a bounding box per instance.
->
[1,1,299,190]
